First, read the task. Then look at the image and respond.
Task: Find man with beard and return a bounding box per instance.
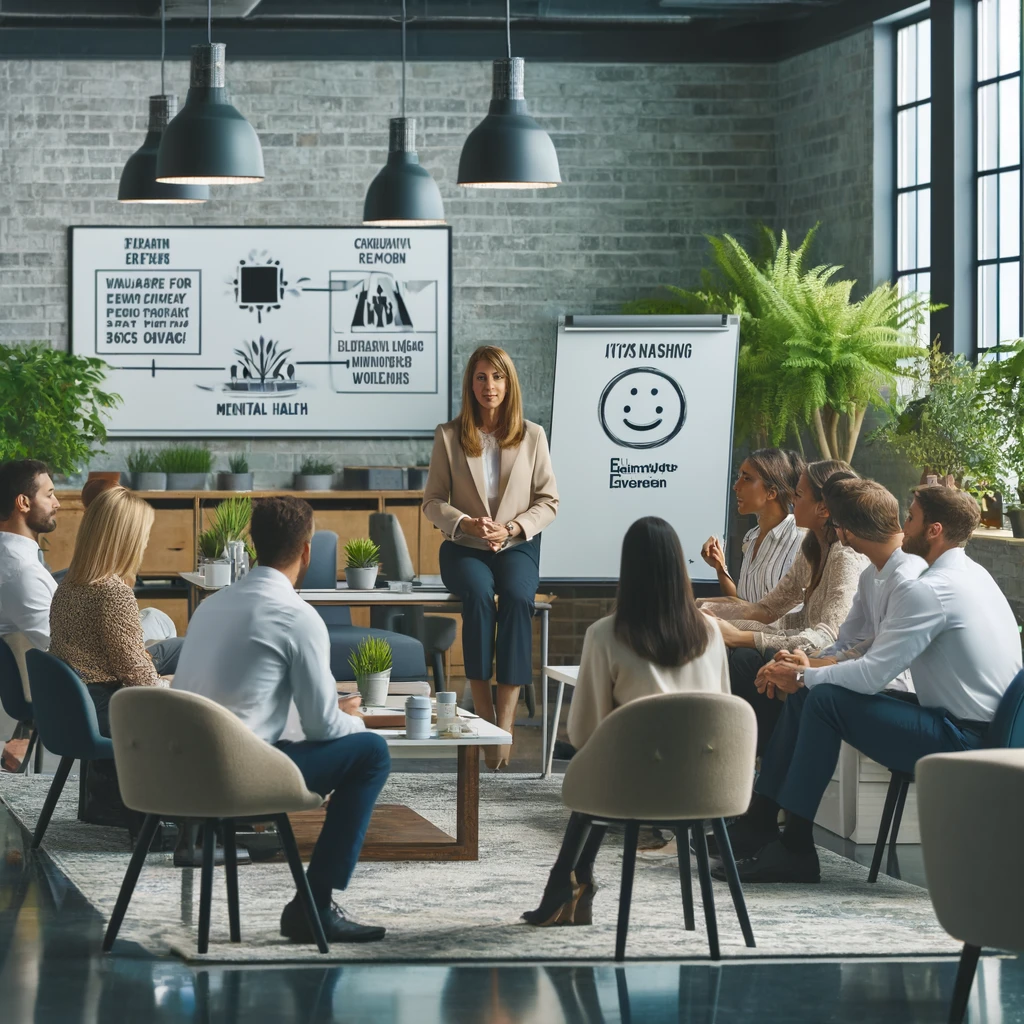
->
[0,460,61,770]
[172,496,391,943]
[713,485,1021,883]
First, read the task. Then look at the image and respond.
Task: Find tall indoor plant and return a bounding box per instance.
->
[0,343,120,475]
[979,339,1024,535]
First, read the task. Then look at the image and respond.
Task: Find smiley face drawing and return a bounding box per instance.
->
[598,367,686,450]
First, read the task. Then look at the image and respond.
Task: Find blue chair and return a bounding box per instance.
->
[307,530,428,683]
[25,649,114,848]
[869,669,1024,882]
[0,636,41,774]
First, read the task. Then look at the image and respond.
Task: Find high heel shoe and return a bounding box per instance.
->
[521,880,583,927]
[571,879,598,925]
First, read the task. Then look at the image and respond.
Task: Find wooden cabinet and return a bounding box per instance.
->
[44,498,85,571]
[137,595,190,637]
[141,507,195,574]
[419,514,444,576]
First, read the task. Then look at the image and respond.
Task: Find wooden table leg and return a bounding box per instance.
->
[457,745,479,859]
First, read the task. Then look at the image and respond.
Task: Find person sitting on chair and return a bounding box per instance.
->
[522,516,729,927]
[717,485,1022,883]
[173,496,391,944]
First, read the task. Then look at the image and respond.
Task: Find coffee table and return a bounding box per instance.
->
[287,698,511,862]
[541,665,579,777]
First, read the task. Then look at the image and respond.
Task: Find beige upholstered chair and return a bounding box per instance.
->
[918,749,1024,1024]
[4,631,33,703]
[103,687,329,954]
[562,692,757,960]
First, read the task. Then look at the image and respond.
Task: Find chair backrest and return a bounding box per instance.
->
[25,648,109,758]
[0,636,32,721]
[986,668,1024,749]
[918,748,1024,952]
[109,687,325,819]
[562,692,757,822]
[307,530,352,627]
[369,513,416,582]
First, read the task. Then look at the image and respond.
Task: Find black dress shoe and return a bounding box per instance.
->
[711,839,820,883]
[280,897,386,944]
[700,819,779,860]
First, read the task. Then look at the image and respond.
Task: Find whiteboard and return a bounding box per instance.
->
[69,226,451,436]
[540,315,740,582]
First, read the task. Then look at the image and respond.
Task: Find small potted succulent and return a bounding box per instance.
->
[294,456,335,491]
[198,527,230,586]
[159,444,212,490]
[343,537,380,590]
[348,635,393,707]
[218,453,254,492]
[126,447,166,491]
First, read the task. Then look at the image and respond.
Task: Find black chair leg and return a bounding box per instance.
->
[886,778,910,877]
[19,729,37,775]
[431,650,446,692]
[615,821,640,961]
[868,772,903,883]
[524,677,535,718]
[32,755,74,849]
[102,813,160,952]
[673,823,695,931]
[223,818,241,943]
[33,730,43,773]
[197,819,216,954]
[710,818,755,948]
[276,814,329,953]
[691,822,720,961]
[948,943,981,1024]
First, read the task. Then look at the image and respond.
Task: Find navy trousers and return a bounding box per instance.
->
[439,538,540,687]
[276,732,391,892]
[755,683,987,822]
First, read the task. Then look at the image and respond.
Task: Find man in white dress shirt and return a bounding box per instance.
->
[173,496,391,943]
[717,485,1021,883]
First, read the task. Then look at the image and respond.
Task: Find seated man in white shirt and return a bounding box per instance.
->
[715,485,1021,883]
[173,496,391,943]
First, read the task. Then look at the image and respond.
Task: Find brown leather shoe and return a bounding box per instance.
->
[1,739,29,773]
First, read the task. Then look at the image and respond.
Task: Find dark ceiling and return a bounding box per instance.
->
[0,0,913,61]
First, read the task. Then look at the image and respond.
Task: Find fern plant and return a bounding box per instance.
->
[348,635,393,676]
[344,537,380,569]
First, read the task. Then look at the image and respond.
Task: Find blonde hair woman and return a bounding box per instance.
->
[423,346,559,769]
[50,486,165,737]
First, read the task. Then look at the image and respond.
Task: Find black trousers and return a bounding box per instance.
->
[727,646,784,756]
[549,811,608,887]
[439,538,539,687]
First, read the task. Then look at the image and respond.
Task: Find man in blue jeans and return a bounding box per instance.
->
[715,485,1021,883]
[174,496,390,941]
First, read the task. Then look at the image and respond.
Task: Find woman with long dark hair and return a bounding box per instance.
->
[522,517,729,927]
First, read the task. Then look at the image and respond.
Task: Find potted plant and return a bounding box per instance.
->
[126,448,166,491]
[348,635,392,707]
[0,342,120,477]
[218,453,254,492]
[979,340,1024,537]
[198,527,230,586]
[344,537,380,589]
[294,456,335,491]
[159,444,212,490]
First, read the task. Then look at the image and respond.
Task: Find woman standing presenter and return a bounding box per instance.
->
[423,346,559,769]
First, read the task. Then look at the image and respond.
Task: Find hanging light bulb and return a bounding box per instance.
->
[457,0,560,190]
[118,0,208,203]
[363,0,445,225]
[155,0,264,186]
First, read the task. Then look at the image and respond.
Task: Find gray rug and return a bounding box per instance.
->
[0,772,958,964]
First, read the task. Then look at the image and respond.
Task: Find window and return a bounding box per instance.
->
[895,17,931,343]
[976,0,1022,357]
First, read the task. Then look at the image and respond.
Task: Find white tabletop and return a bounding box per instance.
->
[544,665,580,686]
[366,698,511,753]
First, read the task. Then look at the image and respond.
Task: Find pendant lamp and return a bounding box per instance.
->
[155,0,264,185]
[118,1,208,203]
[363,0,445,225]
[457,0,560,190]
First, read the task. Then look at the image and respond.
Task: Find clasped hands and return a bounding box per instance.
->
[754,648,811,700]
[460,516,515,552]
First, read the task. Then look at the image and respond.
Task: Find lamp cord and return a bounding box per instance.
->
[160,0,165,96]
[401,0,406,120]
[506,0,511,59]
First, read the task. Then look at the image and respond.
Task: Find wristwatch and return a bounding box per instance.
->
[794,669,805,685]
[505,520,518,537]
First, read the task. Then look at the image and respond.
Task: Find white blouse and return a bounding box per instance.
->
[480,430,501,512]
[735,514,804,603]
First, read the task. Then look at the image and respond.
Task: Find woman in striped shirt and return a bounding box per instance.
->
[701,448,805,605]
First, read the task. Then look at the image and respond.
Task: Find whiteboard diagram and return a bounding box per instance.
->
[69,226,451,437]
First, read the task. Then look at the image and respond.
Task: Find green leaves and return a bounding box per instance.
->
[0,343,120,475]
[348,635,393,676]
[298,457,335,476]
[125,447,160,473]
[199,497,253,562]
[157,445,212,474]
[343,537,380,569]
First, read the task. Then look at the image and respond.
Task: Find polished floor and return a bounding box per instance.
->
[3,708,1024,1022]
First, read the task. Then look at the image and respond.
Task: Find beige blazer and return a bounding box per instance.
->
[421,418,559,551]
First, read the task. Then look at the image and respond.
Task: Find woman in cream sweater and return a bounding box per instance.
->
[523,516,729,927]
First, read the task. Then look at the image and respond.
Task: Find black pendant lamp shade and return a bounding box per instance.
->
[364,118,445,226]
[156,43,264,185]
[118,95,209,204]
[457,58,560,189]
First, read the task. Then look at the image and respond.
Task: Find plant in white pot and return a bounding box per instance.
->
[294,456,335,491]
[348,635,392,707]
[126,447,166,491]
[344,537,380,590]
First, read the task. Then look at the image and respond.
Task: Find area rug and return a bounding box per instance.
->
[0,772,958,964]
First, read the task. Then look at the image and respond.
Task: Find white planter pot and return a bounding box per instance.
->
[357,670,391,707]
[345,566,378,590]
[293,474,334,491]
[131,471,167,491]
[205,560,232,587]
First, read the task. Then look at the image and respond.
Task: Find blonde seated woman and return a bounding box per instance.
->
[49,486,169,827]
